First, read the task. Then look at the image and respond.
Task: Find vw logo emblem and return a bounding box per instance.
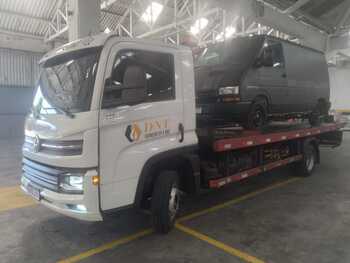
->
[33,135,41,153]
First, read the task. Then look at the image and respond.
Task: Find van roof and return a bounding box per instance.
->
[205,34,324,55]
[242,34,324,54]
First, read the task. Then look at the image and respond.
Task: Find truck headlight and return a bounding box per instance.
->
[218,86,239,95]
[59,174,84,194]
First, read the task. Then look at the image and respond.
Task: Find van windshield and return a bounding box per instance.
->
[195,37,263,67]
[32,47,101,116]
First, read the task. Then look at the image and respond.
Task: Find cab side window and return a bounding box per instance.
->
[261,41,285,68]
[102,49,175,108]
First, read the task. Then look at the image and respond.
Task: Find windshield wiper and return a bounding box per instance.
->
[55,107,75,118]
[33,107,75,119]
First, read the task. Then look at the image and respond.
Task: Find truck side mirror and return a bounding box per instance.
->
[121,65,147,105]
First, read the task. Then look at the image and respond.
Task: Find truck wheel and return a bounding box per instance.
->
[245,99,268,129]
[151,171,180,234]
[294,143,317,177]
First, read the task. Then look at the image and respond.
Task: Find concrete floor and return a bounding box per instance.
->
[1,134,350,263]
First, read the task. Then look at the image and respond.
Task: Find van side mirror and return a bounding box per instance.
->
[102,65,147,109]
[262,47,274,67]
[263,55,274,67]
[254,53,274,68]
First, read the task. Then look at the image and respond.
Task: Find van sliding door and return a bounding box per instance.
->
[257,41,288,113]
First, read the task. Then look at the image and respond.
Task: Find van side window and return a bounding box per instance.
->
[262,41,285,68]
[103,50,175,108]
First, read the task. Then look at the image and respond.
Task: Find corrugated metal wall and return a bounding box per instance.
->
[0,48,42,88]
[0,48,43,138]
[329,67,350,111]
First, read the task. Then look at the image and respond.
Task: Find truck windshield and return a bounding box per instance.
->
[195,37,263,67]
[32,47,101,116]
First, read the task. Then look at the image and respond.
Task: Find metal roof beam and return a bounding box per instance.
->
[0,9,50,24]
[253,0,327,51]
[258,0,332,33]
[137,7,220,39]
[282,0,311,14]
[0,27,44,40]
[101,9,124,16]
[100,0,130,10]
[335,2,350,34]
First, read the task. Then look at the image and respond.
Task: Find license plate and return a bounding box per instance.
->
[26,184,41,201]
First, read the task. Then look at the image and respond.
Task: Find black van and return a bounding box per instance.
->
[195,35,330,128]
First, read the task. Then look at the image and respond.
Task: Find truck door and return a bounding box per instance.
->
[257,40,288,113]
[98,43,184,211]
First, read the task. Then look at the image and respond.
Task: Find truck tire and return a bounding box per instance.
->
[245,99,268,129]
[151,171,180,234]
[294,142,317,177]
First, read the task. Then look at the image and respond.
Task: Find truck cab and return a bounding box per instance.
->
[21,33,197,225]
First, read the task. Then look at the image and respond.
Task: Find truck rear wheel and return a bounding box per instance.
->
[294,142,317,177]
[151,171,180,234]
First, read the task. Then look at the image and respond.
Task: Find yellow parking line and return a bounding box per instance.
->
[57,177,300,263]
[57,228,153,263]
[0,186,36,212]
[178,177,300,222]
[176,223,265,263]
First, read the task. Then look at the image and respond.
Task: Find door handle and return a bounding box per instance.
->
[281,73,287,78]
[178,123,184,143]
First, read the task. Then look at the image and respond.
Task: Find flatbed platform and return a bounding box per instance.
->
[199,122,345,152]
[198,121,346,189]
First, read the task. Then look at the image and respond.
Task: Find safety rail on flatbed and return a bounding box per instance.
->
[212,122,345,152]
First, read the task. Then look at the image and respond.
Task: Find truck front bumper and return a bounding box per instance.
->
[21,170,103,222]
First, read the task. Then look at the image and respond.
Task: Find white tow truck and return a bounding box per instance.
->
[22,33,344,233]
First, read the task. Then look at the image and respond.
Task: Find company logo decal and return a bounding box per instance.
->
[125,119,170,142]
[125,123,142,142]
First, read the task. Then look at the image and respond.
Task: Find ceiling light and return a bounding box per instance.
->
[141,2,164,25]
[216,26,236,41]
[190,18,209,35]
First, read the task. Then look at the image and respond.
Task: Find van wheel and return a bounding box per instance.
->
[293,142,317,177]
[309,100,330,126]
[151,171,180,234]
[245,99,268,129]
[309,111,320,126]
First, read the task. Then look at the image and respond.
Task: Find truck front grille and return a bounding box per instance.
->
[23,136,83,156]
[22,158,62,192]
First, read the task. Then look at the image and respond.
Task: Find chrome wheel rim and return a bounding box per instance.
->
[168,184,180,221]
[253,109,264,127]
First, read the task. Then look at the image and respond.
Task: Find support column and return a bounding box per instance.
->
[68,0,100,42]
